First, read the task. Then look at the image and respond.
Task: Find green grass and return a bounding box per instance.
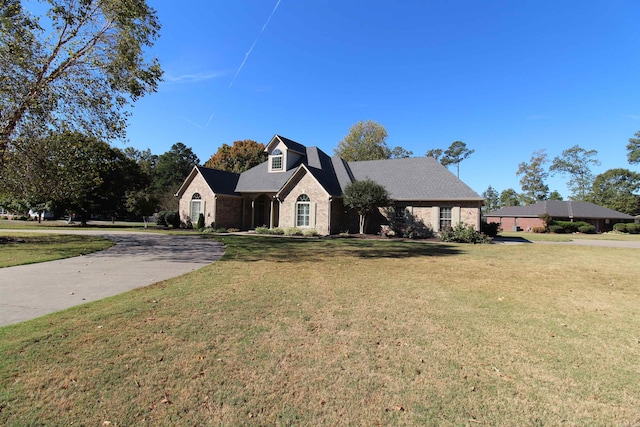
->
[1,236,639,425]
[0,233,114,267]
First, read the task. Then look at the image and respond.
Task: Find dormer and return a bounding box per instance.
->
[265,135,306,173]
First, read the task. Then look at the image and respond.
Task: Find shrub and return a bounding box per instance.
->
[255,226,270,234]
[578,224,596,234]
[227,228,240,233]
[613,223,628,233]
[156,211,167,226]
[481,221,500,237]
[303,229,319,237]
[183,219,193,229]
[532,226,547,233]
[255,227,284,235]
[165,211,181,229]
[212,228,228,233]
[196,213,205,230]
[548,225,565,233]
[285,227,303,236]
[626,223,639,234]
[439,223,491,244]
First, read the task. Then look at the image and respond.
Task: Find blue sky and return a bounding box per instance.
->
[126,0,640,198]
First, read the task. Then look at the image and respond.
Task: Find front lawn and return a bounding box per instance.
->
[0,236,638,425]
[0,233,114,267]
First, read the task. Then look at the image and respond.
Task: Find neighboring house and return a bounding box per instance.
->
[176,135,483,235]
[485,200,635,232]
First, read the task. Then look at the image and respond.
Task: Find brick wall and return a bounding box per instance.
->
[178,173,216,224]
[486,216,543,231]
[213,196,243,229]
[279,172,330,234]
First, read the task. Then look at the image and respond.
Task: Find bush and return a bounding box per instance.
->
[578,224,596,234]
[227,228,240,233]
[439,223,491,244]
[481,221,500,237]
[155,211,166,226]
[626,223,639,234]
[548,225,565,233]
[532,226,547,233]
[212,228,228,233]
[613,223,628,233]
[165,211,181,228]
[255,227,284,235]
[196,213,205,230]
[303,229,319,237]
[285,227,303,236]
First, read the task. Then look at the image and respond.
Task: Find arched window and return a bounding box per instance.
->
[271,149,283,171]
[190,193,202,221]
[296,194,311,227]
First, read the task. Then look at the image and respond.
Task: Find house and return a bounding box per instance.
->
[176,135,483,235]
[485,200,635,232]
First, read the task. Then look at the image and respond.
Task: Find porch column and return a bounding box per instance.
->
[251,198,255,229]
[270,198,275,229]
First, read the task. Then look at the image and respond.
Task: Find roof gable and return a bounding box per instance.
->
[264,134,306,155]
[175,166,240,197]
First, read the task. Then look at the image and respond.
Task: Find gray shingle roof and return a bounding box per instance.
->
[487,200,634,219]
[193,137,483,202]
[346,157,483,201]
[197,166,240,195]
[235,146,343,194]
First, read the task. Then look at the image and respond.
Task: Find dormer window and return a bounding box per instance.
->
[271,149,283,171]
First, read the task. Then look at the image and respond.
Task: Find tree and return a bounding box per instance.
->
[628,131,640,165]
[334,120,392,161]
[390,146,413,159]
[499,188,521,207]
[549,145,600,200]
[153,143,199,209]
[205,140,267,172]
[125,190,159,228]
[481,185,500,214]
[517,150,549,204]
[442,141,474,178]
[343,179,390,234]
[0,0,162,170]
[587,168,640,216]
[548,190,564,201]
[2,131,143,225]
[425,148,444,162]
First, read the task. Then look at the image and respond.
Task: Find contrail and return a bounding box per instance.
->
[205,112,214,128]
[229,0,282,87]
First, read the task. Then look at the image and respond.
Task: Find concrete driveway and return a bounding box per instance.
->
[0,230,224,327]
[493,236,640,249]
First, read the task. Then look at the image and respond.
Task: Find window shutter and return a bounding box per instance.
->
[432,207,440,232]
[309,202,316,228]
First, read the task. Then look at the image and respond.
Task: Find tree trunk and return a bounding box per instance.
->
[359,214,366,234]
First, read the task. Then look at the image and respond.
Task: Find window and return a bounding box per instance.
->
[271,149,283,171]
[296,194,311,227]
[439,207,452,230]
[190,193,202,221]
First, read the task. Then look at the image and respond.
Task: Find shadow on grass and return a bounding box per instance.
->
[493,236,533,244]
[212,235,463,262]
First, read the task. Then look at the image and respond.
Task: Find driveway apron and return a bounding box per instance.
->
[0,231,224,326]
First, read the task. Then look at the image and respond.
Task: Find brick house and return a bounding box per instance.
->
[176,135,483,235]
[485,200,635,232]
